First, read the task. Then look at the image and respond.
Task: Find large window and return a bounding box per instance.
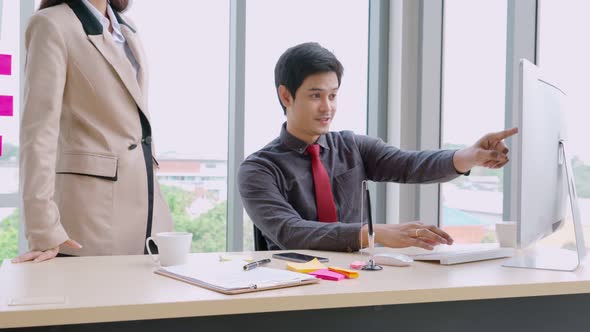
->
[127,1,230,253]
[2,1,371,258]
[537,0,590,248]
[440,0,508,244]
[242,0,370,249]
[0,0,21,260]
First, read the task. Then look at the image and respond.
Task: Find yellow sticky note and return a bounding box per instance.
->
[219,254,253,262]
[287,258,327,273]
[328,266,359,279]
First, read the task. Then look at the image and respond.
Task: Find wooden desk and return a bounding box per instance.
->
[1,249,590,331]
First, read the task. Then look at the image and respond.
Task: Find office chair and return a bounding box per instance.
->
[253,225,269,251]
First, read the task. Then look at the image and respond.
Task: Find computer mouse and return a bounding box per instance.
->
[373,253,414,267]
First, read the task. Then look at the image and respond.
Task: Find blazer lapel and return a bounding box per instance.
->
[87,34,147,114]
[67,1,148,115]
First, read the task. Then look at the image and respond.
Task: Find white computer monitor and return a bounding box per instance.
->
[503,59,586,271]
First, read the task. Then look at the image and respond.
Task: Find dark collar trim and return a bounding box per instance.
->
[113,10,136,33]
[67,0,103,35]
[66,0,136,36]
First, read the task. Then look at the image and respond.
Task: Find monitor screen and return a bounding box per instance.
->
[504,59,585,271]
[516,59,568,249]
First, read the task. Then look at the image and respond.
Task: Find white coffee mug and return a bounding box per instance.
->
[146,232,192,266]
[495,222,517,248]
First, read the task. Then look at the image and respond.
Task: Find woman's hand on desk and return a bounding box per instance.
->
[361,223,453,250]
[11,239,82,263]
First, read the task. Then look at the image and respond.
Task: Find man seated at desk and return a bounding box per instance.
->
[238,42,517,252]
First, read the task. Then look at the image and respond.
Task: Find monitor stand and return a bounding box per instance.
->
[503,141,586,271]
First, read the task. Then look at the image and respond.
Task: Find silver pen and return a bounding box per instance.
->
[243,258,271,271]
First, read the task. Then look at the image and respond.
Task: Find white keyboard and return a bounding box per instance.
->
[408,245,514,265]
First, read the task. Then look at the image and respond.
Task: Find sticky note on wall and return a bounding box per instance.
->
[0,95,13,116]
[0,0,3,40]
[0,54,10,75]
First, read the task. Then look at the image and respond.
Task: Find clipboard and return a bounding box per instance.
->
[154,262,319,295]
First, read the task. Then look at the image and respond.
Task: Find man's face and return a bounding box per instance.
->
[282,71,339,143]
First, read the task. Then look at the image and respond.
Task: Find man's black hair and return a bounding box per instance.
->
[274,42,344,114]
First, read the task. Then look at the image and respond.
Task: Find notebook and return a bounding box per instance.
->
[155,261,319,295]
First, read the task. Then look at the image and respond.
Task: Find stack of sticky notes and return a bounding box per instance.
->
[286,258,359,281]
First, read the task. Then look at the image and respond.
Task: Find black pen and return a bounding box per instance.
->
[366,186,373,237]
[243,259,271,271]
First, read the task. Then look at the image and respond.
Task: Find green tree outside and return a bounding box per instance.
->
[0,142,18,162]
[0,185,239,260]
[161,185,235,252]
[243,217,255,251]
[174,199,227,252]
[0,209,19,261]
[573,158,590,198]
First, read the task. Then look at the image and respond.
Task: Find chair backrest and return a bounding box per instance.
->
[253,225,269,251]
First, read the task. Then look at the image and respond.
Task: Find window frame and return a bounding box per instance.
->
[502,0,538,223]
[16,0,35,254]
[226,0,246,251]
[395,0,444,226]
[367,0,391,225]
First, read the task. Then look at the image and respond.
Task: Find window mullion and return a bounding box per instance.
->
[503,0,537,223]
[418,0,444,226]
[226,0,246,252]
[367,0,390,225]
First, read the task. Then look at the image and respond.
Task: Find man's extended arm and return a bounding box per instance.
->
[355,135,464,183]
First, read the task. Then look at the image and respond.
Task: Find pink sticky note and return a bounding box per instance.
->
[349,261,366,270]
[0,96,13,117]
[0,54,11,75]
[309,269,345,281]
[0,136,3,157]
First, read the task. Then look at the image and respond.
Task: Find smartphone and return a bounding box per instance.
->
[271,252,329,263]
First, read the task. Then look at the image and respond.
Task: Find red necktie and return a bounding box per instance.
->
[306,144,338,222]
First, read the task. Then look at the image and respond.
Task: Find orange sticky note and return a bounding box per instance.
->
[329,266,359,279]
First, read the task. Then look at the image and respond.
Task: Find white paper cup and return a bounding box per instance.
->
[495,222,517,248]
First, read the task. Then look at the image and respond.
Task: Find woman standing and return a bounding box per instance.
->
[14,0,172,262]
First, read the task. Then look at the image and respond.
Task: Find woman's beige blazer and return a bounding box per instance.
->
[20,2,173,255]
